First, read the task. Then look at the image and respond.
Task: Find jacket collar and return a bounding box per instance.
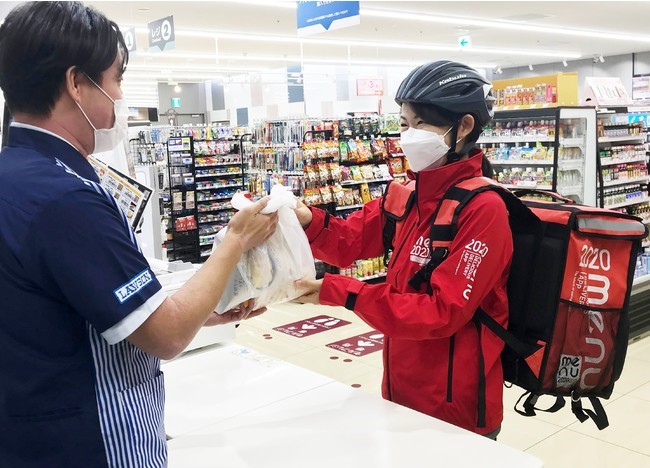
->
[7,124,99,182]
[410,148,484,212]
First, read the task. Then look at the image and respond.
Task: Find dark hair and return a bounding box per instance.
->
[0,1,128,116]
[409,102,487,151]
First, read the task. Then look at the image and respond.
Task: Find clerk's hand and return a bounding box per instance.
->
[293,199,313,228]
[293,278,323,305]
[227,197,278,251]
[203,300,266,326]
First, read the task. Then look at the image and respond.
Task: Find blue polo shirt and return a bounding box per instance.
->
[0,124,168,467]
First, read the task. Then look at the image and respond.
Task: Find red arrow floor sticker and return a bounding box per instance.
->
[326,330,385,356]
[273,315,351,338]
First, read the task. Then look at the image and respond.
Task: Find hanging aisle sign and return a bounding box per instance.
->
[297,1,360,36]
[148,16,175,53]
[123,28,137,55]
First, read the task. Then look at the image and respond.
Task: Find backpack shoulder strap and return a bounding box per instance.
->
[408,177,539,290]
[381,179,416,265]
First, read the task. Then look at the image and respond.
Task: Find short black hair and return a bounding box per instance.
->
[409,102,487,150]
[0,1,128,116]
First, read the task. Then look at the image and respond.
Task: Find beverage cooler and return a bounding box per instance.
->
[478,106,598,205]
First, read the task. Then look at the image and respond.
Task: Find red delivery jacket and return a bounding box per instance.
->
[304,150,513,435]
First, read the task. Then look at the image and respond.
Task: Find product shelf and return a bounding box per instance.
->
[604,197,650,210]
[490,159,554,166]
[598,134,647,144]
[602,176,650,188]
[195,172,243,179]
[503,183,553,190]
[558,159,586,170]
[341,178,392,186]
[600,156,648,167]
[559,138,585,147]
[478,136,555,144]
[195,162,243,168]
[358,273,387,282]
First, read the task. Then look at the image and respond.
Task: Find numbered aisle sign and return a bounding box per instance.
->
[123,27,136,55]
[148,16,175,53]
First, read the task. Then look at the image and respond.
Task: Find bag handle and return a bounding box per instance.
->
[511,188,575,204]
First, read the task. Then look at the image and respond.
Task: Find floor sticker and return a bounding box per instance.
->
[326,330,385,356]
[273,315,351,338]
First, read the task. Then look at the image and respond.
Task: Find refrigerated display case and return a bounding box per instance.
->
[596,107,650,339]
[478,106,597,205]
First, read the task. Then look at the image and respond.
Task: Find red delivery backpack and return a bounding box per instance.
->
[381,177,647,430]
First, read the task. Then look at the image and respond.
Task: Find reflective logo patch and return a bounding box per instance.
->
[114,269,153,304]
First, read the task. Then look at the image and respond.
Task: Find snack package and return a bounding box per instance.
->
[386,137,403,156]
[328,162,341,181]
[371,138,388,158]
[319,186,334,204]
[357,140,372,161]
[212,185,316,313]
[347,140,359,160]
[318,162,330,182]
[302,142,317,161]
[339,140,349,161]
[388,157,404,175]
[352,188,363,205]
[305,165,318,182]
[350,166,363,181]
[360,165,375,180]
[340,166,353,182]
[332,184,345,206]
[377,164,392,179]
[360,183,371,204]
[327,140,340,159]
[343,188,355,206]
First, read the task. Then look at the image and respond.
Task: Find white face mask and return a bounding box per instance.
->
[76,75,129,154]
[400,127,453,172]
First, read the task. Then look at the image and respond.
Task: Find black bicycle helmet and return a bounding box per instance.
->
[396,61,495,162]
[395,60,494,125]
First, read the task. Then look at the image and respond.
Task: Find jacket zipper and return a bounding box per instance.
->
[447,335,455,402]
[384,337,392,400]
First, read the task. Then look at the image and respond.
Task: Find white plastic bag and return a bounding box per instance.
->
[212,185,316,314]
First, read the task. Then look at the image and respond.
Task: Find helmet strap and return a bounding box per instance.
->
[446,120,462,164]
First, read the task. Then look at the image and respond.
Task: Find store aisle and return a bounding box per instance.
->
[235,302,650,468]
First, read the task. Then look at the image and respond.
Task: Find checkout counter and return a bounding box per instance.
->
[162,345,543,467]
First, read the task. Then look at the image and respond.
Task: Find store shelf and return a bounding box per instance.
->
[602,176,650,188]
[358,273,387,282]
[600,156,648,167]
[196,172,243,179]
[560,138,585,147]
[195,162,242,168]
[197,195,236,202]
[493,102,559,112]
[197,184,244,191]
[197,206,234,214]
[478,135,555,144]
[599,134,647,143]
[558,159,585,170]
[490,159,554,166]
[503,183,553,190]
[559,185,583,195]
[604,197,650,210]
[341,178,392,186]
[336,204,364,211]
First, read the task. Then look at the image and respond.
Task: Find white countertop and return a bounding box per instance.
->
[163,344,543,468]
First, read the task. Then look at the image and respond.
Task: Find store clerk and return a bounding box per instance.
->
[0,2,277,467]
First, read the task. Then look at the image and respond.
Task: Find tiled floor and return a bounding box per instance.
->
[235,302,650,468]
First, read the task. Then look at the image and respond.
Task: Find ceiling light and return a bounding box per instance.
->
[562,59,568,67]
[128,27,580,59]
[174,85,182,93]
[222,1,650,45]
[529,64,534,71]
